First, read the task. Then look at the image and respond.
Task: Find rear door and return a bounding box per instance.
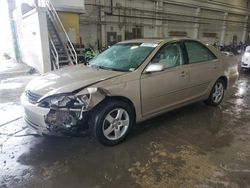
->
[140,42,190,117]
[183,40,218,99]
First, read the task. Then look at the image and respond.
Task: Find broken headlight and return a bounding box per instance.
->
[38,93,90,109]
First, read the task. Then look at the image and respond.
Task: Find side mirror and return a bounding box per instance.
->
[145,63,164,73]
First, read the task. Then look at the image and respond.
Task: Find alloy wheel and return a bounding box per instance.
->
[212,82,224,103]
[102,108,130,140]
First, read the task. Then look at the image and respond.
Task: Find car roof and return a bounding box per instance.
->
[118,37,194,45]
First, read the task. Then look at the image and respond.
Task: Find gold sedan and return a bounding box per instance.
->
[21,38,239,145]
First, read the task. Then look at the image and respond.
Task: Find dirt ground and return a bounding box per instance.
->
[1,62,250,188]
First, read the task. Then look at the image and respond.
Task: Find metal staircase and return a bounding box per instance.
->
[45,0,78,70]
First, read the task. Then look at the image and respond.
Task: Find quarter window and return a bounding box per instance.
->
[151,43,184,69]
[185,41,217,64]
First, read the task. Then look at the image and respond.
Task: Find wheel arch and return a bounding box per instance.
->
[218,76,228,90]
[105,96,137,121]
[91,95,137,122]
[88,95,136,145]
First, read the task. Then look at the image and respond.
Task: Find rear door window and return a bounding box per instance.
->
[184,41,217,64]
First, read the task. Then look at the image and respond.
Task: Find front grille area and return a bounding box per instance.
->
[26,90,42,104]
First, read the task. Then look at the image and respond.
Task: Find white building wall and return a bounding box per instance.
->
[37,0,85,12]
[80,24,99,48]
[14,8,51,73]
[80,0,250,49]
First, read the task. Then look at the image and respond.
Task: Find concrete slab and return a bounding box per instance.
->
[1,64,250,187]
[0,61,30,74]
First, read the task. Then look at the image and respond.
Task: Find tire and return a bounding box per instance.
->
[90,99,135,146]
[205,79,225,106]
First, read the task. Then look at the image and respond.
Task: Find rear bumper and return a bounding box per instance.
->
[241,61,250,68]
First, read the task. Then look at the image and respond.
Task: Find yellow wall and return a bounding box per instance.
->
[58,12,80,44]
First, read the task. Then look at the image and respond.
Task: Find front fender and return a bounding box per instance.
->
[78,87,109,110]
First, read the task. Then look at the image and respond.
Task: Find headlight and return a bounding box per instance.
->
[38,93,90,109]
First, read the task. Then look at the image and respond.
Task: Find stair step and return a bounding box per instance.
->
[48,31,56,35]
[59,60,71,66]
[55,45,64,48]
[48,27,56,33]
[56,53,67,57]
[52,41,61,45]
[54,45,63,49]
[56,49,66,53]
[50,33,57,36]
[52,38,60,42]
[54,42,63,45]
[60,60,70,63]
[59,54,68,57]
[54,43,63,46]
[60,57,69,61]
[47,24,54,28]
[51,35,60,40]
[59,57,69,61]
[54,45,64,49]
[48,25,54,29]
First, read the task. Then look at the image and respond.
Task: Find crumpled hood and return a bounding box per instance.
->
[26,65,125,96]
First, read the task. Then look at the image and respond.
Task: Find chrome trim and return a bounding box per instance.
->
[26,90,42,104]
[24,117,39,130]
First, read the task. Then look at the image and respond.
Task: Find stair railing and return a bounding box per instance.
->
[45,0,78,65]
[49,36,59,69]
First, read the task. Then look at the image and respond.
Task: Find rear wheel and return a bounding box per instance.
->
[90,99,134,146]
[205,79,225,106]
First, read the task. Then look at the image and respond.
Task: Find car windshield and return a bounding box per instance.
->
[89,43,156,72]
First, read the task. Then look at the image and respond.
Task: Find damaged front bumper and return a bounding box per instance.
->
[21,93,90,136]
[44,107,90,135]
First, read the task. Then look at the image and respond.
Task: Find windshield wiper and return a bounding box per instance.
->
[90,64,126,72]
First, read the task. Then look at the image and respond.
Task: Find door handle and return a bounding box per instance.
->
[213,61,219,69]
[180,71,186,77]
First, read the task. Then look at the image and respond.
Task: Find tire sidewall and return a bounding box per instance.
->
[91,100,134,145]
[209,79,225,106]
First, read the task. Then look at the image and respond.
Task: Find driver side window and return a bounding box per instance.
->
[151,43,183,69]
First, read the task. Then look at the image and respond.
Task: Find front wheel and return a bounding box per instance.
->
[90,100,134,146]
[205,79,225,106]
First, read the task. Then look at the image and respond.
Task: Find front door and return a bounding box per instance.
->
[141,42,190,117]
